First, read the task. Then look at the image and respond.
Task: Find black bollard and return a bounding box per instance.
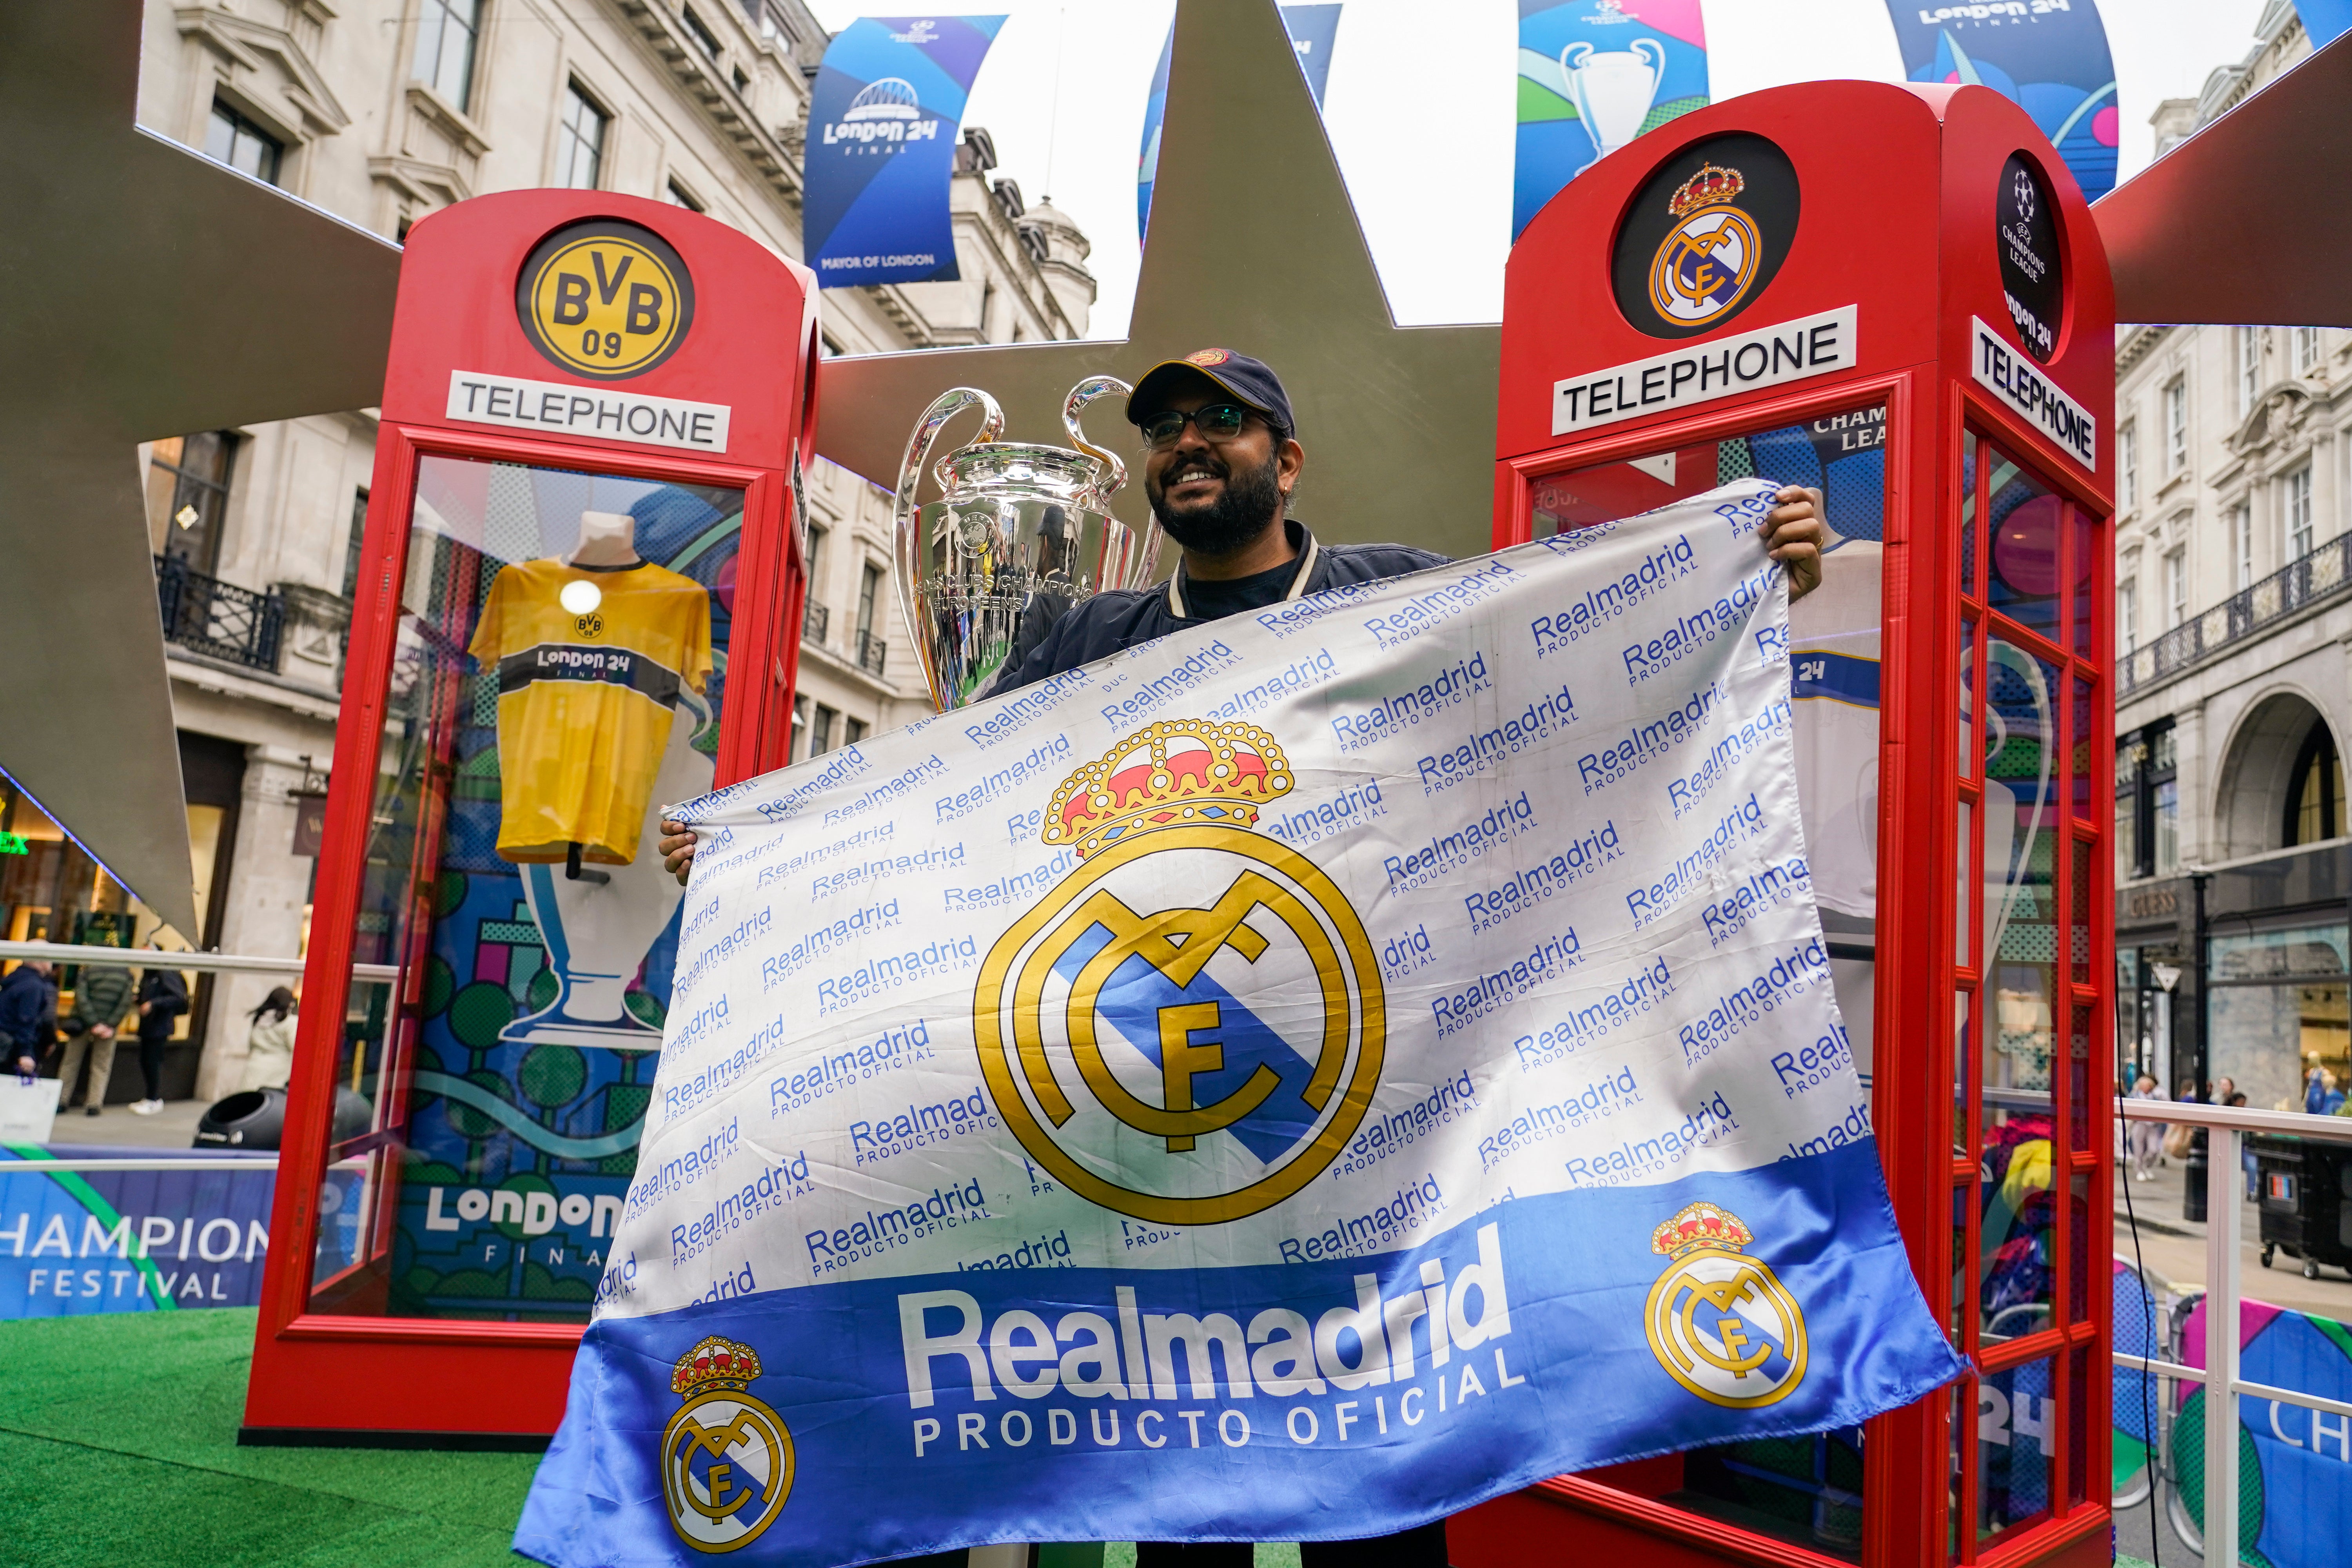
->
[2184,1151,2208,1223]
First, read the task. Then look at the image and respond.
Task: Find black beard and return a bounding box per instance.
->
[1147,449,1284,556]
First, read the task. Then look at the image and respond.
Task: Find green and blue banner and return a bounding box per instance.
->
[0,1146,274,1317]
[1139,5,1343,241]
[804,15,1006,290]
[1515,0,1708,241]
[2181,1293,2352,1568]
[2295,1,2352,48]
[1884,1,2118,201]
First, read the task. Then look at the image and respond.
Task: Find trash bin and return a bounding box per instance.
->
[194,1085,371,1152]
[2251,1131,2352,1281]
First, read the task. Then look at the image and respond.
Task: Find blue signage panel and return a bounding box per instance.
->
[1139,5,1346,241]
[0,1146,274,1317]
[1883,0,2119,201]
[804,15,1007,290]
[1515,0,1710,241]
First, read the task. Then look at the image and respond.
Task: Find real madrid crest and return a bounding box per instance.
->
[973,720,1385,1226]
[1644,1201,1809,1408]
[1612,132,1800,341]
[661,1336,793,1553]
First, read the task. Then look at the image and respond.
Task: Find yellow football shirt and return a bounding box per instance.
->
[467,557,713,866]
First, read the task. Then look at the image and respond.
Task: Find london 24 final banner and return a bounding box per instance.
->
[517,482,1963,1566]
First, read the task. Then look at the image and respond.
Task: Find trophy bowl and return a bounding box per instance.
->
[893,376,1163,711]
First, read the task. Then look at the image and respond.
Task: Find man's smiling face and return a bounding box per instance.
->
[1142,382,1279,521]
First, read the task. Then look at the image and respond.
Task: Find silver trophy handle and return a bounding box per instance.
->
[894,387,1005,708]
[1062,376,1132,501]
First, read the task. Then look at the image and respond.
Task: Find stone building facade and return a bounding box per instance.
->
[33,0,1096,1099]
[2111,1,2351,1111]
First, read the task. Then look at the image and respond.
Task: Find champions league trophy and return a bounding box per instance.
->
[1562,37,1665,161]
[893,377,1163,711]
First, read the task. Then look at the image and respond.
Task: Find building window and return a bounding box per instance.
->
[205,98,283,185]
[665,179,704,211]
[683,7,722,61]
[2115,734,2143,881]
[2287,721,2345,846]
[2118,423,2136,514]
[2294,328,2322,377]
[811,704,838,755]
[2234,503,2254,590]
[2151,727,2179,875]
[412,0,481,111]
[2118,578,2137,655]
[2164,547,2186,630]
[856,563,881,642]
[2120,725,2179,879]
[733,65,751,96]
[2237,327,2263,417]
[2165,379,2187,472]
[2285,464,2315,560]
[846,718,868,746]
[556,82,608,190]
[146,432,238,573]
[341,488,370,599]
[791,693,809,761]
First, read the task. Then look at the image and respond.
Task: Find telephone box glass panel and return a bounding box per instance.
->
[310,454,742,1321]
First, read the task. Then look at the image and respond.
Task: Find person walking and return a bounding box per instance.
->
[129,954,189,1116]
[56,960,134,1116]
[237,987,298,1093]
[2127,1072,2163,1181]
[0,959,54,1082]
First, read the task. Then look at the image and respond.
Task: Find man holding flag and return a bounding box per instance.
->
[652,350,1830,1566]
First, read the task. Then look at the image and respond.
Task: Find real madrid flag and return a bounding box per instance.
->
[517,482,1962,1566]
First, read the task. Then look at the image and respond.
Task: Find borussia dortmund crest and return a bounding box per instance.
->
[1644,1201,1809,1408]
[660,1336,793,1553]
[974,720,1385,1226]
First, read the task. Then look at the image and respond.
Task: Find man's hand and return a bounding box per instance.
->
[91,1023,112,1041]
[1760,485,1828,603]
[660,818,700,887]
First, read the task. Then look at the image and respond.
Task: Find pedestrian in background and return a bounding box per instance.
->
[130,955,188,1116]
[57,960,133,1116]
[238,987,298,1092]
[0,960,54,1082]
[2128,1072,2164,1181]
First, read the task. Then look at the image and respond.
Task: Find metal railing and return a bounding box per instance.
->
[0,938,397,984]
[2120,532,2352,696]
[856,627,887,675]
[803,601,829,644]
[2113,1096,2352,1559]
[154,554,284,672]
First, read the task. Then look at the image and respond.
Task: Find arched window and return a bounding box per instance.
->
[2286,720,2344,846]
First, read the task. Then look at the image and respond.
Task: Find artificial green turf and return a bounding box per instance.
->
[0,1308,540,1567]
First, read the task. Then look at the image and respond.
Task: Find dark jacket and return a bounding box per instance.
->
[135,967,189,1042]
[990,521,1450,695]
[0,966,47,1053]
[69,964,136,1033]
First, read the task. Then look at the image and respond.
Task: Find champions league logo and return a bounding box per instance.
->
[1648,164,1760,328]
[661,1336,794,1553]
[974,720,1386,1225]
[1643,1201,1809,1408]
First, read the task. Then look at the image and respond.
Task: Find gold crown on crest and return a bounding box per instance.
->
[1045,720,1292,858]
[1668,163,1746,218]
[1651,1201,1755,1259]
[672,1335,762,1396]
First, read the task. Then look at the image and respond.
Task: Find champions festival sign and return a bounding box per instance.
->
[517,483,1962,1566]
[803,16,1005,290]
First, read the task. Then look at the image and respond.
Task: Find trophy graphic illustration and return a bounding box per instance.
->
[1562,37,1666,162]
[893,377,1163,711]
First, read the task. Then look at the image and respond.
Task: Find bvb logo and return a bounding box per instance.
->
[1648,163,1761,328]
[974,721,1384,1226]
[1644,1201,1809,1408]
[516,219,696,381]
[660,1336,793,1553]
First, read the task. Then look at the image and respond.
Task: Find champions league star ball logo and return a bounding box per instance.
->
[1648,164,1761,329]
[975,720,1385,1225]
[1644,1201,1809,1408]
[660,1336,793,1553]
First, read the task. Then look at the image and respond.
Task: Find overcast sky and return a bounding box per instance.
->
[802,0,2276,334]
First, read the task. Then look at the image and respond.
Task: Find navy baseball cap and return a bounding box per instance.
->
[1126,348,1295,435]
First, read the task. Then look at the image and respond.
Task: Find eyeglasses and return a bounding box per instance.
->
[1139,402,1257,449]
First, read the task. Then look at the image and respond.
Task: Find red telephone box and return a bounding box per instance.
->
[244,191,816,1441]
[1457,83,2116,1568]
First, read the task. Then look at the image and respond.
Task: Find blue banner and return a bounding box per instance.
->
[0,1145,274,1317]
[1884,1,2118,201]
[2298,1,2352,47]
[804,15,1006,290]
[1139,5,1345,241]
[1515,0,1708,241]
